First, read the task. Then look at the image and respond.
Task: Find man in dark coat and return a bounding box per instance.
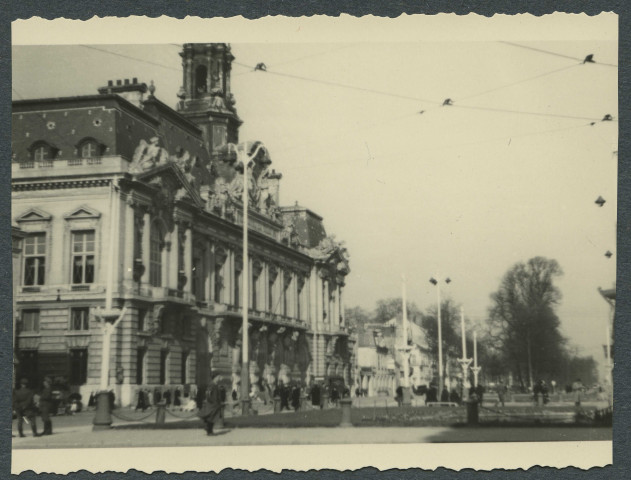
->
[13,377,38,437]
[291,384,301,411]
[197,374,222,435]
[38,377,54,435]
[311,383,321,407]
[279,381,290,411]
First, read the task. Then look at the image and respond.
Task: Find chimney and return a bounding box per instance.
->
[97,79,149,108]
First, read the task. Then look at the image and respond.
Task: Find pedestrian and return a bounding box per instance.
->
[37,377,54,436]
[541,380,549,405]
[331,386,340,407]
[291,384,301,411]
[572,378,584,406]
[475,384,485,404]
[197,374,222,436]
[13,377,38,437]
[449,389,460,405]
[311,383,321,407]
[496,380,507,407]
[135,389,147,411]
[395,385,403,407]
[279,380,290,411]
[533,381,541,405]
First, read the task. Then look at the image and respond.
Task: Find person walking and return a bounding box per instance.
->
[572,378,584,407]
[38,377,54,436]
[291,384,301,411]
[197,374,222,436]
[13,377,38,438]
[496,381,507,407]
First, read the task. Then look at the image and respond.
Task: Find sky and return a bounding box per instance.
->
[11,15,618,370]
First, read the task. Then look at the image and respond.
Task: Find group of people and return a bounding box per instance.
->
[13,377,53,438]
[135,386,199,411]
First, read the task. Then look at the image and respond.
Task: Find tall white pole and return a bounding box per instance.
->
[473,330,478,368]
[437,282,443,396]
[240,145,250,409]
[472,329,480,387]
[401,276,409,389]
[460,306,466,359]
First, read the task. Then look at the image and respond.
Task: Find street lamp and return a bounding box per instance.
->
[457,306,472,401]
[398,275,412,406]
[225,141,267,416]
[93,179,127,430]
[429,276,450,400]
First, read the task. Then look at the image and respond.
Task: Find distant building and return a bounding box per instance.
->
[384,317,433,391]
[355,325,396,396]
[11,43,353,406]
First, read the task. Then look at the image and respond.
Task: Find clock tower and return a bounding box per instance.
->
[176,43,242,155]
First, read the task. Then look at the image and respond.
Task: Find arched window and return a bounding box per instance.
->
[195,65,208,96]
[77,138,104,159]
[29,141,58,162]
[149,223,164,287]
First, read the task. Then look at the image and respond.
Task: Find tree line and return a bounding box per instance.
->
[346,256,599,390]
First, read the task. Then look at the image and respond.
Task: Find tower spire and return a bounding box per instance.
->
[177,43,242,154]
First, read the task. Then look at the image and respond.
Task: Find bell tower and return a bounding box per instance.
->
[177,43,242,155]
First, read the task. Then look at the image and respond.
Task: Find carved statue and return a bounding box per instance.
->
[130,137,169,173]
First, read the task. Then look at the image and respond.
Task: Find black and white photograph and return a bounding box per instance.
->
[9,13,617,473]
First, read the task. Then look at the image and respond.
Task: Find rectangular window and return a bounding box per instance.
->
[150,226,163,287]
[192,255,205,301]
[234,267,241,307]
[138,309,147,332]
[21,310,40,333]
[214,262,223,302]
[69,349,88,385]
[70,307,90,331]
[72,230,95,284]
[136,348,146,385]
[159,350,169,385]
[181,350,189,384]
[252,271,259,311]
[18,350,38,387]
[212,125,227,150]
[23,233,46,286]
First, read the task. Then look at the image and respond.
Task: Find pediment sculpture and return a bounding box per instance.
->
[130,137,169,173]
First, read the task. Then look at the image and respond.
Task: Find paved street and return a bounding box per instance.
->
[12,404,611,449]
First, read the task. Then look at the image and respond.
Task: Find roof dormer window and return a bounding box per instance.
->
[77,138,105,159]
[29,141,58,162]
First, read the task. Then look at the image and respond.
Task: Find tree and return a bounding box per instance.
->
[374,298,422,325]
[487,257,565,388]
[344,306,371,332]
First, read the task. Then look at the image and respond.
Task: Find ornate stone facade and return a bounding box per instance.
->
[11,44,353,406]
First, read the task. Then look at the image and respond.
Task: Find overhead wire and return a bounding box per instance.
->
[79,45,182,72]
[499,41,618,68]
[233,44,357,76]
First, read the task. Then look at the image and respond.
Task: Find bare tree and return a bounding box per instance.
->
[487,257,565,389]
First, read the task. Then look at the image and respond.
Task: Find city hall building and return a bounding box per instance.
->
[12,43,353,406]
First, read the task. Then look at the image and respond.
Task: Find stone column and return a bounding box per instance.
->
[315,271,323,327]
[169,223,180,290]
[205,242,213,302]
[323,278,329,324]
[183,224,192,295]
[309,270,317,328]
[123,201,135,284]
[332,283,340,327]
[228,249,235,305]
[141,212,150,285]
[339,286,345,327]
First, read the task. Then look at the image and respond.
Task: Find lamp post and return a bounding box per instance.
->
[93,179,127,430]
[398,275,412,406]
[226,141,267,416]
[470,329,481,387]
[457,306,472,401]
[429,276,450,400]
